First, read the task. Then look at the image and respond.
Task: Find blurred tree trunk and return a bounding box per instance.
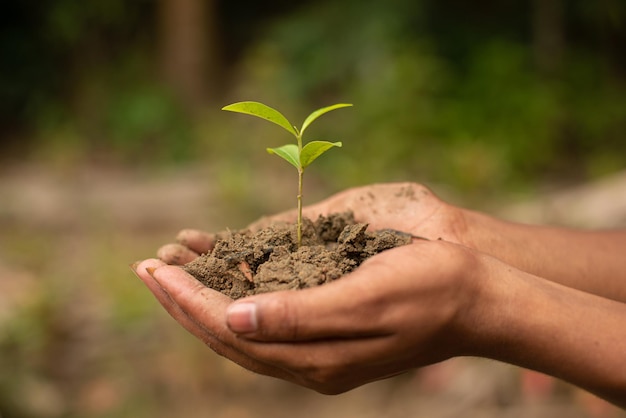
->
[159,0,219,111]
[531,0,564,79]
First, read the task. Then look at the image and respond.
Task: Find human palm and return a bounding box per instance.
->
[136,238,481,394]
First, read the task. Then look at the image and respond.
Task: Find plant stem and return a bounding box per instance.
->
[296,131,303,248]
[297,167,303,248]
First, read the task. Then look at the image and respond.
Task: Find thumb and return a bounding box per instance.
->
[225,273,386,342]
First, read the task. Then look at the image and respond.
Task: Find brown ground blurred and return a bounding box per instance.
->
[1,164,625,418]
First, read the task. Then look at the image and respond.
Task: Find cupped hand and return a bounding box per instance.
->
[134,239,487,394]
[158,182,469,265]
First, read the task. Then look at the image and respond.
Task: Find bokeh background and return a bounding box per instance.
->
[1,0,625,416]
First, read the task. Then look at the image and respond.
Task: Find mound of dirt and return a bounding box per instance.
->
[183,212,412,299]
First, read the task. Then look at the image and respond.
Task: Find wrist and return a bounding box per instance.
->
[459,208,501,252]
[454,249,545,364]
[460,209,534,272]
[454,253,626,406]
[449,249,507,357]
[429,242,506,359]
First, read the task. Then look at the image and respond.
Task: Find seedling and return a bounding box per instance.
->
[222,101,353,247]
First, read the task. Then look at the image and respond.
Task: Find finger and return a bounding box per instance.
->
[157,243,199,265]
[136,260,233,347]
[133,258,170,301]
[150,264,235,335]
[176,229,216,254]
[132,260,294,381]
[143,260,434,394]
[140,263,402,393]
[226,284,386,342]
[134,259,216,340]
[224,249,413,342]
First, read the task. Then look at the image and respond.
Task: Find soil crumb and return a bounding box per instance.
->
[182,212,412,299]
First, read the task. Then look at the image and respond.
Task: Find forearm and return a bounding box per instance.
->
[464,209,626,301]
[473,261,626,407]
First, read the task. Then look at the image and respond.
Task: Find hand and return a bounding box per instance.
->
[136,181,626,404]
[134,239,485,394]
[156,181,626,303]
[157,182,469,265]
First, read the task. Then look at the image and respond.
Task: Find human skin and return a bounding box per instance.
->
[159,182,626,302]
[136,182,626,406]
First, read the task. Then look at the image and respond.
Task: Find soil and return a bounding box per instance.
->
[182,212,412,299]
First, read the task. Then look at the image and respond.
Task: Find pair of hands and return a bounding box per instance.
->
[133,183,533,393]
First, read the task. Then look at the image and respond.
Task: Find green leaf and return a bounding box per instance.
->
[300,141,342,169]
[267,144,301,170]
[222,101,298,137]
[300,103,353,137]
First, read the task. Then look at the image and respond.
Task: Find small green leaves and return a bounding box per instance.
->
[267,144,300,170]
[300,141,342,169]
[268,141,342,170]
[222,100,352,249]
[300,103,353,137]
[222,101,298,137]
[222,101,352,172]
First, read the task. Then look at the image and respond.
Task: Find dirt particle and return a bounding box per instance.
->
[183,212,411,299]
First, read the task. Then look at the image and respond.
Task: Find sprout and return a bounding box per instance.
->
[222,101,353,247]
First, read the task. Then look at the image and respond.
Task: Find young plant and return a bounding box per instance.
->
[222,101,353,247]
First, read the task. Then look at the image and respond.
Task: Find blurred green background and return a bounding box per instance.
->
[1,0,625,417]
[4,0,626,191]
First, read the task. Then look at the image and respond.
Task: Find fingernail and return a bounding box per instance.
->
[129,261,141,271]
[227,302,258,333]
[145,267,163,286]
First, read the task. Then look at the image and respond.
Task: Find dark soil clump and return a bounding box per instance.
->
[183,212,412,299]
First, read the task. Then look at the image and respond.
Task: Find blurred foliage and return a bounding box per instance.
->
[0,0,194,163]
[1,0,625,189]
[235,0,626,194]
